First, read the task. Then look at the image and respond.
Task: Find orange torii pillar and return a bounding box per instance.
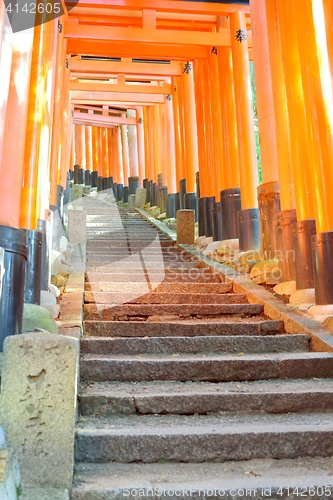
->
[0,25,34,228]
[49,21,65,211]
[20,18,55,231]
[323,0,333,83]
[217,17,241,241]
[158,102,168,212]
[193,58,216,238]
[277,0,320,290]
[143,106,151,183]
[70,124,76,175]
[85,125,93,186]
[127,109,139,194]
[153,103,162,204]
[74,124,86,184]
[58,56,72,193]
[121,117,130,188]
[171,77,185,197]
[145,106,155,204]
[97,127,103,190]
[181,61,199,214]
[0,10,12,168]
[116,126,124,187]
[136,106,145,187]
[90,126,99,188]
[101,127,109,190]
[250,0,282,262]
[230,12,259,250]
[164,93,177,217]
[293,0,333,305]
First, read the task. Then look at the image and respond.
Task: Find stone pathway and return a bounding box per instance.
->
[71,197,333,499]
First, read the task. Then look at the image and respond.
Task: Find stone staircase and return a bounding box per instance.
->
[71,197,333,499]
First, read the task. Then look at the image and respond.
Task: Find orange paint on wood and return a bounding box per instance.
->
[146,106,155,181]
[97,127,103,176]
[121,122,130,185]
[92,126,99,172]
[164,95,177,193]
[101,127,109,177]
[171,76,184,185]
[136,106,145,185]
[85,125,93,171]
[209,48,224,197]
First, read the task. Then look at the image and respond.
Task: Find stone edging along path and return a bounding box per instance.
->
[136,208,333,354]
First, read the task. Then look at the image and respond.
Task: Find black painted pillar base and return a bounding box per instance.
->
[238,208,260,251]
[220,188,241,240]
[312,231,333,304]
[275,209,297,282]
[293,219,316,290]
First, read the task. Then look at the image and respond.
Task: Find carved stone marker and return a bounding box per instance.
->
[0,332,79,495]
[134,188,147,209]
[177,209,195,245]
[68,209,87,244]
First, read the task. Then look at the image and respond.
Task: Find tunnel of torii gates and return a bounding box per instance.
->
[1,0,333,326]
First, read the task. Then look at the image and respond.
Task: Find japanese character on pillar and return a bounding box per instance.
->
[183,62,193,74]
[235,29,247,43]
[138,118,143,124]
[211,46,218,55]
[166,94,172,101]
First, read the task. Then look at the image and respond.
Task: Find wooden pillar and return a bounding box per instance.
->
[293,0,333,232]
[115,126,123,185]
[0,26,34,227]
[230,12,258,209]
[121,122,129,186]
[323,0,333,84]
[159,102,168,187]
[91,127,99,172]
[136,106,145,185]
[143,106,150,180]
[165,94,177,193]
[217,19,240,190]
[58,56,72,190]
[101,128,109,178]
[146,106,155,182]
[209,47,224,196]
[49,22,65,206]
[85,126,93,172]
[20,16,54,230]
[153,104,162,181]
[265,0,295,212]
[127,109,139,177]
[107,128,113,180]
[75,125,86,167]
[0,13,13,168]
[250,0,279,185]
[277,0,316,222]
[97,128,103,176]
[171,77,184,186]
[181,61,199,193]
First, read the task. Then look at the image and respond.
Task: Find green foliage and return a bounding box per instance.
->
[250,61,262,185]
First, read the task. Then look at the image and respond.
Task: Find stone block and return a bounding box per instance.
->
[68,209,87,244]
[177,210,195,245]
[128,194,136,208]
[0,332,79,490]
[134,188,147,208]
[70,184,83,203]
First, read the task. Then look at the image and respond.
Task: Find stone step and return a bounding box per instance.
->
[80,352,333,383]
[84,303,263,320]
[84,292,248,305]
[85,282,233,294]
[85,272,222,284]
[79,378,333,417]
[86,260,197,268]
[71,459,333,500]
[85,267,212,275]
[80,334,310,355]
[83,319,284,337]
[86,239,174,247]
[74,412,333,463]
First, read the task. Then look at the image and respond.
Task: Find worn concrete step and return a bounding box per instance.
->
[84,303,263,320]
[85,260,197,268]
[74,412,333,463]
[80,352,333,383]
[84,292,248,305]
[86,239,174,247]
[79,378,333,416]
[85,282,233,294]
[71,459,333,500]
[83,319,284,337]
[85,267,211,276]
[80,335,310,355]
[85,272,222,284]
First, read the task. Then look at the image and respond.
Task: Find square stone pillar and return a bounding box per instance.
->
[177,209,195,244]
[68,209,87,244]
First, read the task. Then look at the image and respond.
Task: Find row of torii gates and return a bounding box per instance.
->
[0,0,333,336]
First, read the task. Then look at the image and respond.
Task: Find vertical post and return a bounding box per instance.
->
[136,106,145,186]
[230,12,259,250]
[59,59,72,189]
[146,106,155,182]
[116,126,124,185]
[181,61,199,193]
[143,106,150,180]
[209,47,223,197]
[85,125,93,173]
[0,26,34,228]
[121,118,130,186]
[101,128,109,178]
[171,76,184,186]
[0,12,12,168]
[107,128,113,181]
[91,127,99,172]
[127,109,139,177]
[97,128,103,177]
[164,93,177,193]
[153,104,162,182]
[19,14,54,230]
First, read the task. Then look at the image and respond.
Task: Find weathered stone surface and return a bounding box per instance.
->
[128,194,136,208]
[19,488,69,500]
[74,412,333,463]
[0,332,79,490]
[84,292,248,305]
[68,210,87,244]
[278,352,333,379]
[289,288,315,305]
[177,210,195,245]
[81,354,279,382]
[84,303,264,320]
[79,379,333,417]
[83,320,283,337]
[134,188,147,208]
[22,304,58,334]
[71,459,333,500]
[80,334,310,355]
[70,185,83,203]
